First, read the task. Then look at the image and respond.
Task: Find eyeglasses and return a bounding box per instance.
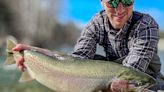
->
[105,0,134,8]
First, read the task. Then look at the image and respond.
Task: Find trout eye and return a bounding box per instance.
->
[135,82,143,86]
[129,81,147,87]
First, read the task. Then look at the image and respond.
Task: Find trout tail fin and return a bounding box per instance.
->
[4,36,34,82]
[4,36,17,65]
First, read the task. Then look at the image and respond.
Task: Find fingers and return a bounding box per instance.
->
[12,44,30,52]
[12,44,23,51]
[18,65,25,72]
[110,79,128,92]
[12,44,30,72]
[15,56,25,71]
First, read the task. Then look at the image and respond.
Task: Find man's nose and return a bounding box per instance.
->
[115,3,125,13]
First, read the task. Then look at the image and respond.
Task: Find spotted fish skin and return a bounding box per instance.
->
[5,38,156,92]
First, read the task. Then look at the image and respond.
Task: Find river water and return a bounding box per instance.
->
[159,51,164,74]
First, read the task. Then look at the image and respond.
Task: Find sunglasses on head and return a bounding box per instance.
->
[105,0,134,8]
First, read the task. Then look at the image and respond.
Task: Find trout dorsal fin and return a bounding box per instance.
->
[19,70,34,82]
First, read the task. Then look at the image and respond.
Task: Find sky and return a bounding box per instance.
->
[57,0,164,30]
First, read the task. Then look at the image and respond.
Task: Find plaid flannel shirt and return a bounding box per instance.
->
[72,10,161,76]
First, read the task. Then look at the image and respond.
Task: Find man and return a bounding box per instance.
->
[73,0,161,77]
[71,0,164,91]
[12,0,163,91]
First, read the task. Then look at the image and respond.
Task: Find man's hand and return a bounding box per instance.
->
[110,79,136,92]
[12,44,54,72]
[12,44,31,71]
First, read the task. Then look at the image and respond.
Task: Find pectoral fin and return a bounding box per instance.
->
[19,70,34,82]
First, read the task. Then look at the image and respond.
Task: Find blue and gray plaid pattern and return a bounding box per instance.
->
[72,10,160,75]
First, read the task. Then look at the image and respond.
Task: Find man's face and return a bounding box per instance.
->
[101,0,133,29]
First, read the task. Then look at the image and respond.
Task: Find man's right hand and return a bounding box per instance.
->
[12,44,31,71]
[12,44,54,72]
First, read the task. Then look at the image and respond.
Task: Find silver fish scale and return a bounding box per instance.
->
[22,50,156,92]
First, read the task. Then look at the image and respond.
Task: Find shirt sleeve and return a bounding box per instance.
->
[72,16,100,59]
[123,14,159,72]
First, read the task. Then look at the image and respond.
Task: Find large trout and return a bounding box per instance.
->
[4,37,156,92]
